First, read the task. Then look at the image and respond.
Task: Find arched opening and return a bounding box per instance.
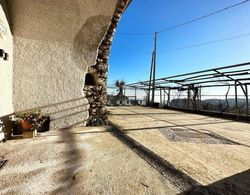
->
[85,73,98,86]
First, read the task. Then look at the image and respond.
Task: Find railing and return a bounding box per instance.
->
[107,85,250,121]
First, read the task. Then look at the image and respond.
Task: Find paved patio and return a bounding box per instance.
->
[1,106,249,194]
[0,127,179,194]
[108,106,250,194]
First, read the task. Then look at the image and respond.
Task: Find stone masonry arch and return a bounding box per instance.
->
[84,0,131,126]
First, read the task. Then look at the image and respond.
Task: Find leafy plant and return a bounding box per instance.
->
[15,110,42,130]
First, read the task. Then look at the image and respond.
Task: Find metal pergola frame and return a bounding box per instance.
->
[126,62,250,117]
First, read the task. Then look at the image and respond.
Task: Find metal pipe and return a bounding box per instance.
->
[163,89,166,107]
[187,89,191,109]
[123,88,126,105]
[183,71,250,82]
[128,62,250,85]
[245,84,249,115]
[235,81,238,119]
[154,62,250,82]
[135,88,137,104]
[160,88,162,108]
[199,87,202,110]
[126,83,250,91]
[185,69,250,81]
[168,89,171,107]
[166,78,250,86]
[148,77,250,87]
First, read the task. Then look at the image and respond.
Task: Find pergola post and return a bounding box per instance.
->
[123,87,126,105]
[135,88,137,104]
[160,88,162,108]
[235,81,238,119]
[163,89,166,107]
[199,87,202,110]
[187,88,191,109]
[245,84,249,115]
[167,89,171,107]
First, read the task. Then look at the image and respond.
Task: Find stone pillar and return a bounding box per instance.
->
[84,0,131,126]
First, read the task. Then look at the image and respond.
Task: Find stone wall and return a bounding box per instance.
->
[6,0,117,129]
[0,0,13,117]
[84,0,131,126]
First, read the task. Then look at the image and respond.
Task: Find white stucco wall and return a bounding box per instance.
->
[7,0,117,129]
[0,0,13,117]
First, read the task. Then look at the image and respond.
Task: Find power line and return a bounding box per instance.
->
[157,32,250,53]
[158,0,250,33]
[116,0,250,35]
[116,32,153,36]
[115,41,152,54]
[116,32,250,55]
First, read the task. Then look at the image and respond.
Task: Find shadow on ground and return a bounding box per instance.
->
[108,123,250,194]
[115,107,249,147]
[180,169,250,195]
[107,125,208,193]
[50,128,84,193]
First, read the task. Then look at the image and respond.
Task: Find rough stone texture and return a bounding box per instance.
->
[5,0,118,129]
[85,0,131,126]
[0,0,13,117]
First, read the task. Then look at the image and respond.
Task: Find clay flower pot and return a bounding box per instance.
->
[21,120,32,131]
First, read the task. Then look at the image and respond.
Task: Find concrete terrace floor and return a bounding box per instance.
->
[108,106,250,194]
[0,106,250,194]
[0,127,179,194]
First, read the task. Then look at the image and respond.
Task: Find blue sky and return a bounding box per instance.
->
[108,0,250,85]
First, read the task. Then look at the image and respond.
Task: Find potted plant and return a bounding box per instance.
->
[16,110,41,138]
[36,116,50,132]
[14,110,50,138]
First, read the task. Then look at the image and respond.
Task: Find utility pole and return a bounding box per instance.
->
[151,32,157,106]
[148,52,154,106]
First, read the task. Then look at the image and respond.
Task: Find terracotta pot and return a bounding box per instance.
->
[21,120,32,130]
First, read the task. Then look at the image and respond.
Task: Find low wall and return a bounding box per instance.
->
[165,106,250,122]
